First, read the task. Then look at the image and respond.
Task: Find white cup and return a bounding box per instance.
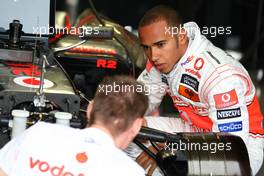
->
[55,112,72,126]
[11,110,29,139]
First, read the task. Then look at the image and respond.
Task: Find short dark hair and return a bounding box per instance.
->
[89,75,148,137]
[139,5,182,28]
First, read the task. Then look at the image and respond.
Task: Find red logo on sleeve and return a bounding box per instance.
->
[76,152,88,163]
[213,89,238,109]
[178,85,200,102]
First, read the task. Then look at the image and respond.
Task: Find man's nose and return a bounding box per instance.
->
[150,47,159,62]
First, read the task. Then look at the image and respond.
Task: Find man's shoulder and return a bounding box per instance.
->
[24,122,82,144]
[103,148,145,175]
[201,45,243,68]
[85,143,144,175]
[183,47,246,80]
[137,66,163,84]
[28,122,76,134]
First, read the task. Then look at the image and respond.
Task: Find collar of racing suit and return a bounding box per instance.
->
[164,22,209,79]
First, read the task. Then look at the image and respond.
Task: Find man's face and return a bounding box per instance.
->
[139,20,187,73]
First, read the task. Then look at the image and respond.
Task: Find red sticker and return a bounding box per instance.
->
[13,76,54,88]
[213,89,238,109]
[23,78,41,85]
[194,58,204,70]
[178,85,200,102]
[170,95,189,106]
[7,63,41,76]
[185,69,201,79]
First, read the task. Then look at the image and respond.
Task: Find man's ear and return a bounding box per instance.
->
[131,117,144,137]
[178,28,188,45]
[86,100,94,121]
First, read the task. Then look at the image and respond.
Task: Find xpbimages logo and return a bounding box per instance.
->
[164,140,232,154]
[32,26,100,37]
[98,81,167,95]
[164,24,231,38]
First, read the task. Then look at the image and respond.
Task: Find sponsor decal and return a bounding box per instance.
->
[218,121,242,132]
[171,95,189,106]
[29,157,85,176]
[13,76,54,89]
[213,89,238,109]
[161,75,168,85]
[217,108,241,120]
[194,58,204,70]
[7,63,41,76]
[185,69,201,79]
[76,152,88,163]
[180,55,194,66]
[192,105,208,115]
[180,74,199,91]
[178,85,200,102]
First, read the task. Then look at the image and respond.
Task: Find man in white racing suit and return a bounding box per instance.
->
[134,5,264,175]
[0,76,148,176]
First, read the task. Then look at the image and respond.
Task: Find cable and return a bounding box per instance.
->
[51,52,91,105]
[88,0,136,76]
[133,138,157,161]
[53,40,86,53]
[150,140,161,152]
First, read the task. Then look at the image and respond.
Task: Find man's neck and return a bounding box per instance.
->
[90,123,131,150]
[90,124,115,141]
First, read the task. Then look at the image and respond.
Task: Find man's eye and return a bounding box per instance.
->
[157,42,165,48]
[142,45,149,50]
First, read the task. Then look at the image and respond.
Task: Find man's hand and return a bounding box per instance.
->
[136,146,158,176]
[0,168,7,176]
